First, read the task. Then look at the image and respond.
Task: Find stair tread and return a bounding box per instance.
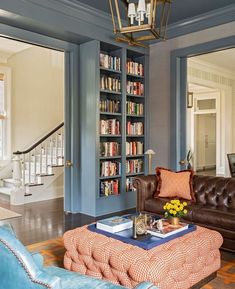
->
[0,187,12,195]
[3,178,20,184]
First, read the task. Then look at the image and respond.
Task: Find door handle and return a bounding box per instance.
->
[179,160,186,166]
[65,160,73,168]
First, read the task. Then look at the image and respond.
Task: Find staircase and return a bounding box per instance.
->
[0,123,64,205]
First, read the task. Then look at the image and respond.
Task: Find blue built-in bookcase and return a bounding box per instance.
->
[80,40,148,216]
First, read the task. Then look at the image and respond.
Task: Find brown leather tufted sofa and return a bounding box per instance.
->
[134,174,235,252]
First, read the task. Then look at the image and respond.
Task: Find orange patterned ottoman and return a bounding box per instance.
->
[63,225,223,289]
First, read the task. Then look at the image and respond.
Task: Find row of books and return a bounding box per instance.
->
[126,101,144,115]
[100,53,121,71]
[126,159,143,174]
[100,142,120,157]
[126,177,137,192]
[127,60,144,76]
[100,99,120,113]
[126,81,144,96]
[126,141,144,156]
[100,119,120,135]
[100,75,121,92]
[100,161,121,177]
[127,121,144,135]
[100,179,119,196]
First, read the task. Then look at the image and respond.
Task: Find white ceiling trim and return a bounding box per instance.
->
[189,58,235,80]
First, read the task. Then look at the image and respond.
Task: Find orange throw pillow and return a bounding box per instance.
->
[155,167,195,201]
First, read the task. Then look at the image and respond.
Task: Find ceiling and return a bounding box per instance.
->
[76,0,235,24]
[195,48,235,73]
[0,37,31,60]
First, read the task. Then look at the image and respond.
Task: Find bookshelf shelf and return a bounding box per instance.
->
[126,93,144,98]
[126,154,144,158]
[100,134,122,137]
[99,175,121,180]
[100,112,122,116]
[80,39,147,216]
[126,172,144,177]
[99,156,122,160]
[100,89,122,95]
[126,135,145,138]
[127,73,144,79]
[100,67,122,74]
[126,114,144,118]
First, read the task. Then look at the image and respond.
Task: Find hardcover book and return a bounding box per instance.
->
[96,216,133,233]
[147,219,189,238]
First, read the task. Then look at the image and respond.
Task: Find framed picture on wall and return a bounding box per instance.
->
[187,92,193,108]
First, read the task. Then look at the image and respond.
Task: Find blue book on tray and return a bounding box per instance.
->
[88,217,196,250]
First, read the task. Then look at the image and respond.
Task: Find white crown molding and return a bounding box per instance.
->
[0,51,11,63]
[189,58,235,81]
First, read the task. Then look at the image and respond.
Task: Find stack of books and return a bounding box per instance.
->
[100,119,120,135]
[100,180,119,196]
[127,121,144,135]
[100,161,121,177]
[126,141,143,155]
[126,81,144,95]
[147,219,189,238]
[127,60,144,76]
[100,142,120,157]
[96,216,133,233]
[100,53,121,71]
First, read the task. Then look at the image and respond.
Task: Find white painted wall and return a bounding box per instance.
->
[149,21,235,170]
[7,46,64,152]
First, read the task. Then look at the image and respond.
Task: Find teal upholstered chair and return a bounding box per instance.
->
[0,224,158,289]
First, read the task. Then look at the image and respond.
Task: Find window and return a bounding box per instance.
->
[0,67,11,160]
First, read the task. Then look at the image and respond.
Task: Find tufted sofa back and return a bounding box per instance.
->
[193,175,235,209]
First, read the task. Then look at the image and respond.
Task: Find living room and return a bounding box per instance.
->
[0,1,234,289]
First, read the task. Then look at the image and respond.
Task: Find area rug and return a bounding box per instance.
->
[0,206,21,220]
[28,238,235,289]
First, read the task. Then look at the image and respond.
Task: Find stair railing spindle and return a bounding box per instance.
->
[28,152,31,185]
[34,148,37,184]
[61,127,64,161]
[50,137,53,166]
[56,133,58,166]
[22,154,26,186]
[40,145,43,175]
[45,141,48,174]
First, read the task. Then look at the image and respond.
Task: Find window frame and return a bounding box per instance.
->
[0,66,11,161]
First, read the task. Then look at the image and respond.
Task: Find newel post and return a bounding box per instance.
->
[12,154,22,187]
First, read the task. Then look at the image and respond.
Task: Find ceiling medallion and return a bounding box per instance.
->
[109,0,172,48]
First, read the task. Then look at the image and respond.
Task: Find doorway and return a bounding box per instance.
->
[186,83,220,176]
[0,24,80,213]
[171,37,235,176]
[195,113,216,175]
[0,37,65,204]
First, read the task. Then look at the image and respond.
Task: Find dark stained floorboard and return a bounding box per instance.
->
[0,197,135,245]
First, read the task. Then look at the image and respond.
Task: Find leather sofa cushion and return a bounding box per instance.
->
[193,175,235,209]
[192,206,235,231]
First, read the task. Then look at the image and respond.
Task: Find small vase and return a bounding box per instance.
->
[170,217,180,226]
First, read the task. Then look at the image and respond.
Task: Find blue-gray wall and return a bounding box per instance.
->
[149,21,235,172]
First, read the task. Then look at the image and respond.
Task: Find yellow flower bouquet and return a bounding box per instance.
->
[163,199,188,218]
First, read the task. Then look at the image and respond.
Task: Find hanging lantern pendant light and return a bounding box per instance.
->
[109,0,172,47]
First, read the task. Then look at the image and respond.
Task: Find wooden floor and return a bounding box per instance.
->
[0,197,135,245]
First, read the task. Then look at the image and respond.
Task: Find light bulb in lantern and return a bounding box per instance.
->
[136,13,141,26]
[146,3,151,25]
[137,0,146,22]
[128,3,136,25]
